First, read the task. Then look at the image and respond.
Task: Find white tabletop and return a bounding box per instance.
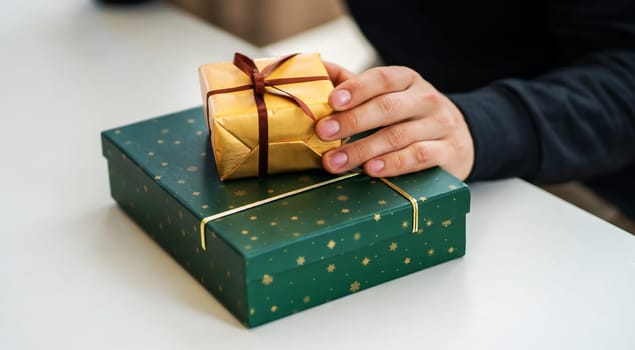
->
[2,2,634,349]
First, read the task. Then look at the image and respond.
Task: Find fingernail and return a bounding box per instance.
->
[331,89,351,108]
[328,152,348,169]
[367,159,385,173]
[318,118,340,138]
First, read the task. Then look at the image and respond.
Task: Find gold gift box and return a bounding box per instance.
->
[199,53,341,180]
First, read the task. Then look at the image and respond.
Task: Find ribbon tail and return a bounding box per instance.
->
[268,86,316,120]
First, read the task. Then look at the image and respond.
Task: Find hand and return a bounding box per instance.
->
[317,63,475,181]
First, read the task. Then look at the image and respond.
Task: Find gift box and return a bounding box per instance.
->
[199,52,341,180]
[101,107,470,328]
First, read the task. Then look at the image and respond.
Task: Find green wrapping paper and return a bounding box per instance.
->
[101,107,470,327]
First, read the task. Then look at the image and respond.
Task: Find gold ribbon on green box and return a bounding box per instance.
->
[199,173,419,251]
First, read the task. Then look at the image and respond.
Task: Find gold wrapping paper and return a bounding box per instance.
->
[199,53,341,180]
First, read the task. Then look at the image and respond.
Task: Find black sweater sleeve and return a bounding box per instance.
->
[449,1,635,183]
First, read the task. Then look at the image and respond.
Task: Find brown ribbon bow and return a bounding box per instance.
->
[206,52,330,177]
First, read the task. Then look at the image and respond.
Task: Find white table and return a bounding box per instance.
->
[2,2,634,349]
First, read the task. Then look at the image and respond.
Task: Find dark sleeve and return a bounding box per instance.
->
[449,1,635,184]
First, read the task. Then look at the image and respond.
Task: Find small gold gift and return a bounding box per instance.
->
[199,52,341,180]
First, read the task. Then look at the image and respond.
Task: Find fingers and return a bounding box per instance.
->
[316,87,436,141]
[364,141,446,177]
[323,139,445,177]
[329,66,420,111]
[321,118,445,173]
[323,61,354,86]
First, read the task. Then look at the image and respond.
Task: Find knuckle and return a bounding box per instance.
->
[378,94,399,115]
[373,67,395,90]
[347,141,372,164]
[422,90,443,106]
[384,126,407,149]
[413,142,432,164]
[435,108,458,129]
[341,109,361,132]
[392,152,406,171]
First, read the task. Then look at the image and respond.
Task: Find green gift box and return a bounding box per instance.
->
[101,107,470,328]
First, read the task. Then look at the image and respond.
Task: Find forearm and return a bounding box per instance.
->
[451,49,635,183]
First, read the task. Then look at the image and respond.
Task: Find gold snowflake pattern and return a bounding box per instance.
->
[262,274,273,286]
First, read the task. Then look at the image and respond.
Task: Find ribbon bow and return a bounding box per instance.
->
[206,52,330,177]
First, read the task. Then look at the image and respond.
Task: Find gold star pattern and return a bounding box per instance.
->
[250,215,257,220]
[262,274,273,286]
[426,220,433,227]
[448,246,455,254]
[419,196,427,202]
[404,257,411,265]
[241,230,249,235]
[337,195,349,201]
[350,281,361,292]
[378,200,387,205]
[361,257,371,266]
[316,219,326,225]
[442,219,452,227]
[270,305,277,312]
[270,221,278,226]
[157,139,164,144]
[326,264,336,272]
[448,184,458,190]
[428,248,435,256]
[143,185,148,193]
[296,256,306,266]
[374,213,381,222]
[327,240,336,249]
[303,296,311,303]
[389,242,398,251]
[290,216,299,221]
[192,191,200,196]
[402,221,409,228]
[341,208,350,214]
[234,190,247,197]
[161,162,168,167]
[154,175,161,180]
[186,165,198,172]
[250,308,256,315]
[147,151,155,156]
[353,232,361,240]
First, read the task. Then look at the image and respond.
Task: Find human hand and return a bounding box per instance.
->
[317,63,475,180]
